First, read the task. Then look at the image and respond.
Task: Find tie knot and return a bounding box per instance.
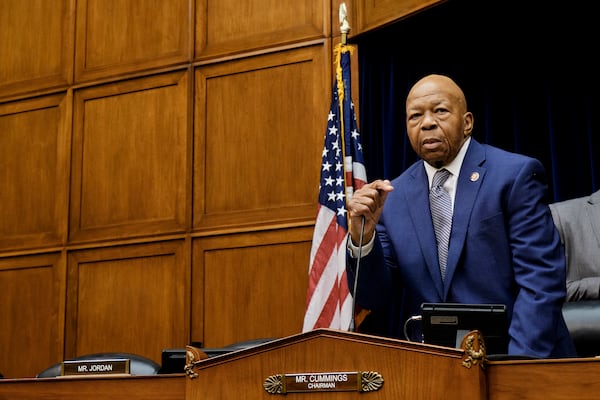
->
[432,169,451,188]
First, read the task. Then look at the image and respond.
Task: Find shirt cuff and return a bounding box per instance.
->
[346,232,375,258]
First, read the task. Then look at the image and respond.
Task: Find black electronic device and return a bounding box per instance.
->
[159,347,233,374]
[159,338,277,374]
[420,302,509,355]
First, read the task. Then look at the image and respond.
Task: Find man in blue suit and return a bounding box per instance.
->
[346,74,576,358]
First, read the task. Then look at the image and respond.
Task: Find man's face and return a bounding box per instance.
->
[405,77,473,168]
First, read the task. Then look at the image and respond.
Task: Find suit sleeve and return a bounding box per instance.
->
[506,159,569,356]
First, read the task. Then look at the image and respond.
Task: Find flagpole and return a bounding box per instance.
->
[338,3,358,332]
[339,3,350,45]
[337,1,351,201]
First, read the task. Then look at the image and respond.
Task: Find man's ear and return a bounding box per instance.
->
[463,112,474,136]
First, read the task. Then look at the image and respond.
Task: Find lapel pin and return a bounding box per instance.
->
[470,172,480,182]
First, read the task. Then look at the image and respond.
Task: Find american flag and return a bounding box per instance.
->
[302,44,367,332]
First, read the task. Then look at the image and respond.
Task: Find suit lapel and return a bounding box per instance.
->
[443,140,486,297]
[405,163,445,298]
[585,190,600,249]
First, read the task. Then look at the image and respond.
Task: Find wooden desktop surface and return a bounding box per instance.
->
[3,333,600,400]
[0,373,185,400]
[486,356,600,400]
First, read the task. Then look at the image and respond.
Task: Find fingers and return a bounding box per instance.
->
[347,180,393,244]
[348,180,394,217]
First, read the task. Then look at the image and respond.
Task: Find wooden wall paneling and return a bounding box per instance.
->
[0,93,71,252]
[195,0,329,60]
[193,43,330,232]
[0,252,66,378]
[69,70,190,243]
[191,227,313,347]
[0,0,74,101]
[65,240,190,365]
[74,0,192,83]
[354,0,446,35]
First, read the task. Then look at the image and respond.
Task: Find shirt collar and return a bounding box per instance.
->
[424,136,471,183]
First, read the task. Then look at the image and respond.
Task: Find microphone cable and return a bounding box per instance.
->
[348,216,365,332]
[403,315,422,342]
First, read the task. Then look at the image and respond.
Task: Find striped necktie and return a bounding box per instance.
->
[429,169,452,281]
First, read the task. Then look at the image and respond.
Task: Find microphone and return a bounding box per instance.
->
[348,216,366,332]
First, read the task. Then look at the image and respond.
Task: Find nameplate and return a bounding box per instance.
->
[62,358,130,376]
[263,371,383,394]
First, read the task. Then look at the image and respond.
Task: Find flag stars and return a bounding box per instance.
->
[331,139,340,151]
[331,141,342,157]
[324,176,334,186]
[337,207,347,217]
[328,125,338,136]
[322,160,332,172]
[328,111,335,121]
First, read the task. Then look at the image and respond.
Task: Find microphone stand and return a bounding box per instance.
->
[348,216,365,332]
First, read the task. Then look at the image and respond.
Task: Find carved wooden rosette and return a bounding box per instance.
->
[184,345,208,379]
[461,330,487,369]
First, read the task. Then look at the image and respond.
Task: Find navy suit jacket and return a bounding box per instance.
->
[348,138,576,358]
